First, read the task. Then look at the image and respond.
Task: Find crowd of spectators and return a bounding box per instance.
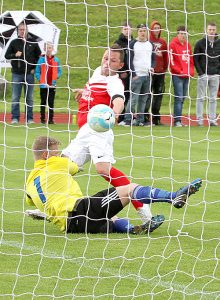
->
[4,20,220,127]
[115,21,220,127]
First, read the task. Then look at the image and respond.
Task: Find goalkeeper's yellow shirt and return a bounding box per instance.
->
[26,156,83,232]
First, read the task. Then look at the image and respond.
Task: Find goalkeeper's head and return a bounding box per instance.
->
[32,136,61,161]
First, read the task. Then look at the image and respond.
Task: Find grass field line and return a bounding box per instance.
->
[1,238,219,299]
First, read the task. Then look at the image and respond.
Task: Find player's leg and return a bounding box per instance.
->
[61,126,91,167]
[120,178,202,208]
[90,130,154,224]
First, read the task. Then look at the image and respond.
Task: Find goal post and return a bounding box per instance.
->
[0,1,219,299]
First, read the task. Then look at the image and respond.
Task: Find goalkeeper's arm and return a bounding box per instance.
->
[25,194,47,221]
[26,193,35,206]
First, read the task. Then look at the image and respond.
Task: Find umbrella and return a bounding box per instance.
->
[0,10,61,66]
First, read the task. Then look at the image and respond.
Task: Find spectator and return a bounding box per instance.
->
[35,42,62,124]
[62,45,163,230]
[5,22,41,124]
[124,23,155,126]
[25,136,202,234]
[169,26,194,127]
[149,21,168,125]
[194,22,220,126]
[114,22,133,125]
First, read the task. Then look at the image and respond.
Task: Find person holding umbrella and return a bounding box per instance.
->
[5,22,41,124]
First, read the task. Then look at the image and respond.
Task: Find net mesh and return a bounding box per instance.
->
[0,0,219,299]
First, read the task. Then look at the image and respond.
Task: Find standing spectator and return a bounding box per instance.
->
[114,22,133,125]
[169,26,194,127]
[35,42,62,124]
[124,23,155,126]
[194,22,220,126]
[5,22,41,124]
[62,45,164,230]
[149,21,168,125]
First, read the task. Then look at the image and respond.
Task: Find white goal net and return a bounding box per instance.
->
[0,1,219,299]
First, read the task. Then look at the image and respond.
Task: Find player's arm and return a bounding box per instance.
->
[26,193,35,206]
[72,88,83,102]
[112,96,124,122]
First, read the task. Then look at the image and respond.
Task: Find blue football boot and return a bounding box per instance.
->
[172,178,202,209]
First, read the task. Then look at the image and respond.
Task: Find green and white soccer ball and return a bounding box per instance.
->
[87,104,115,132]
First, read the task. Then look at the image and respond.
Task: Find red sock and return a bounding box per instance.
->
[101,167,143,210]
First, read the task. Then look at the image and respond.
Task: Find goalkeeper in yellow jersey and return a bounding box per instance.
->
[25,136,202,234]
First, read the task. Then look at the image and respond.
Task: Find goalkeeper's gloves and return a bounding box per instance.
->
[25,209,47,221]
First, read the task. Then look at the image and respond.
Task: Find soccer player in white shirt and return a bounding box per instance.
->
[62,45,163,231]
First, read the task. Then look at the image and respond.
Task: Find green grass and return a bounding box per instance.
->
[0,0,220,299]
[0,124,220,299]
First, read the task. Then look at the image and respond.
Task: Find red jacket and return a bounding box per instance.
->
[149,21,168,74]
[169,36,194,78]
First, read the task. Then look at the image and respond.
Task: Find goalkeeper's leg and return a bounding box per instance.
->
[112,216,165,234]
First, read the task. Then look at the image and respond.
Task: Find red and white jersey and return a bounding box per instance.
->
[77,67,125,128]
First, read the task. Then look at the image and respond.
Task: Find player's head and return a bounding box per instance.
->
[101,44,124,76]
[17,22,28,39]
[44,41,54,56]
[32,136,61,161]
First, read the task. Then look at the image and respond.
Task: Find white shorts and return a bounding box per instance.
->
[62,123,115,167]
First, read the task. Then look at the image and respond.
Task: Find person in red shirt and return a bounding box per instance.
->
[149,21,168,125]
[169,26,194,127]
[62,44,165,231]
[35,42,62,124]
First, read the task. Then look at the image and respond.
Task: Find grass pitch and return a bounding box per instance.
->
[0,124,220,299]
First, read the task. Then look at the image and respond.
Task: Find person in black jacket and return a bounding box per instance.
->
[5,22,41,124]
[194,22,220,126]
[114,22,133,124]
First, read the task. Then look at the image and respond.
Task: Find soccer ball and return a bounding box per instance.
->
[87,104,115,132]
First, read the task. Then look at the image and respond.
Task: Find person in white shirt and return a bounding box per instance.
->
[124,24,156,126]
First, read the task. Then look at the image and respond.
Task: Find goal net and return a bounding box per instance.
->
[0,0,219,299]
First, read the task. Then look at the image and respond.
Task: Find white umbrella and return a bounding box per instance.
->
[0,10,61,67]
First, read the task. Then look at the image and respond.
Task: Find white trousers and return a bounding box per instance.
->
[196,75,219,122]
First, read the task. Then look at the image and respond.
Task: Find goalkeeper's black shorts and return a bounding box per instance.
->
[66,187,123,234]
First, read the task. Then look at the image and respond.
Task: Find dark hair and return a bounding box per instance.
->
[137,23,147,29]
[110,44,125,62]
[121,21,132,28]
[177,25,187,32]
[208,22,216,27]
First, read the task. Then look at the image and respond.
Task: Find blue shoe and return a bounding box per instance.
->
[173,178,202,209]
[148,214,165,233]
[131,214,165,234]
